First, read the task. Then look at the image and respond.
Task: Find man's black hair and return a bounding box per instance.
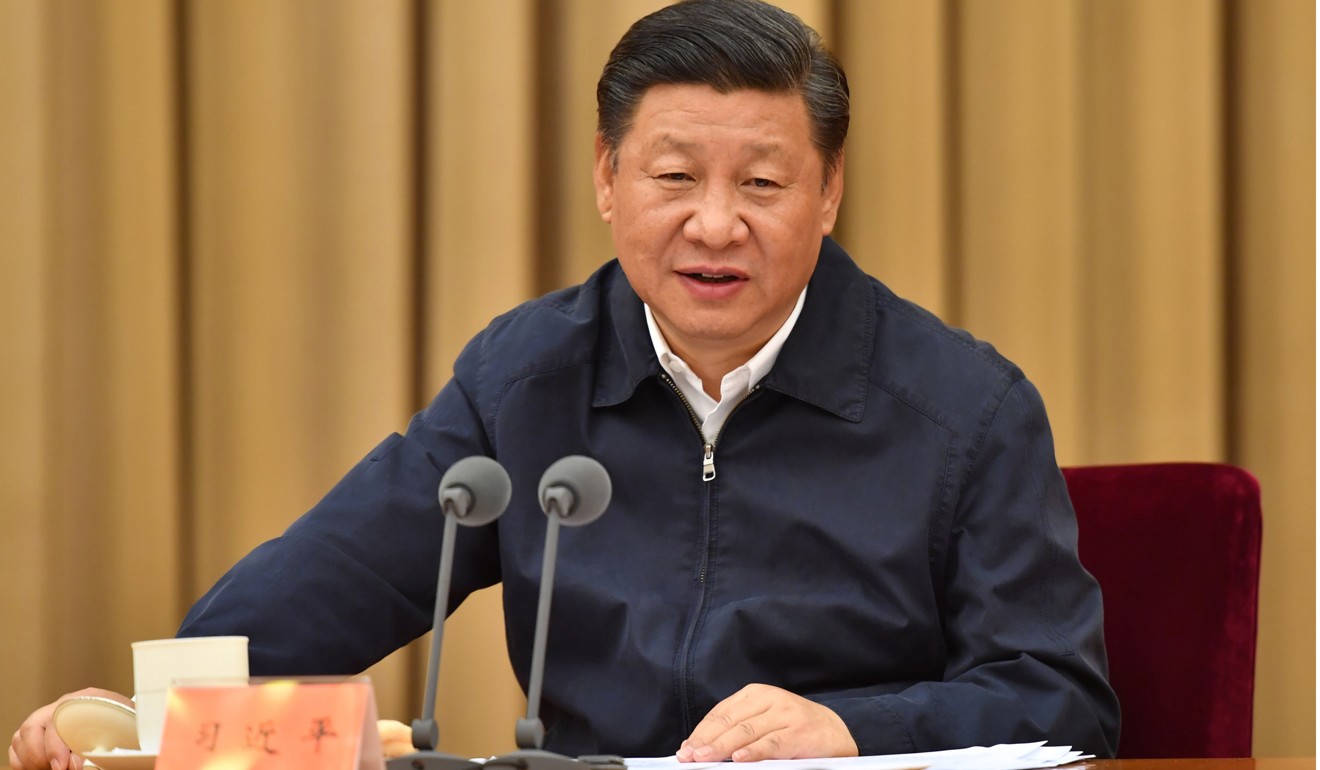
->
[596,0,849,182]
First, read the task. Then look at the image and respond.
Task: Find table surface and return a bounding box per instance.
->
[1077,761,1312,770]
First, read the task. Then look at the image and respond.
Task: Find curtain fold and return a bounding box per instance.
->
[1,0,1312,757]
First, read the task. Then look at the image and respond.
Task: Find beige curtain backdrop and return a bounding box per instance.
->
[0,0,1312,758]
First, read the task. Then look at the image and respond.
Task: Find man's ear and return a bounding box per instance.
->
[820,150,845,236]
[593,133,615,223]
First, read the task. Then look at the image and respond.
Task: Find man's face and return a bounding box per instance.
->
[594,84,844,366]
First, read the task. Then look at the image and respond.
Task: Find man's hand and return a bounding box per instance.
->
[675,683,859,762]
[9,688,132,770]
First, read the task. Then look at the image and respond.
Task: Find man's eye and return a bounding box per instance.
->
[660,173,691,182]
[749,178,777,188]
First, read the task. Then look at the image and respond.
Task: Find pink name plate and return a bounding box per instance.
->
[156,677,383,770]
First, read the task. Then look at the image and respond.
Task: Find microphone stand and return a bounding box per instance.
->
[397,456,619,770]
[388,495,482,770]
[485,494,590,770]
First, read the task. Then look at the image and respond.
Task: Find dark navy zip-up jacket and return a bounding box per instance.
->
[180,238,1121,758]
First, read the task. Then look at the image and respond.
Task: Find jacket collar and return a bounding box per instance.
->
[593,237,873,422]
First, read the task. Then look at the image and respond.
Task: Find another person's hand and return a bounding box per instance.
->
[9,688,133,770]
[377,719,418,759]
[676,683,859,762]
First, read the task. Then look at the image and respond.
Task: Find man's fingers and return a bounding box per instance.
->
[12,716,52,770]
[683,709,782,761]
[45,717,77,770]
[677,684,858,763]
[678,684,780,761]
[710,713,789,762]
[9,691,115,770]
[729,728,790,762]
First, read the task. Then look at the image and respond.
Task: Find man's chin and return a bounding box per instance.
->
[665,321,775,356]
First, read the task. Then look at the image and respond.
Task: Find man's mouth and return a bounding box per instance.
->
[682,272,741,284]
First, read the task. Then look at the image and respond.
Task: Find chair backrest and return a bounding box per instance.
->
[1063,463,1262,758]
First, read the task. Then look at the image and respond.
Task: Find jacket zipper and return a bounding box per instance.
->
[659,372,761,732]
[658,373,761,481]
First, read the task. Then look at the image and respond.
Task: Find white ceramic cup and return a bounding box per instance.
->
[130,636,249,753]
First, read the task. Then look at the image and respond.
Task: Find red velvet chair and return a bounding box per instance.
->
[1063,463,1262,758]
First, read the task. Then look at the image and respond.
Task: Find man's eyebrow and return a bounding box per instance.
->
[647,135,695,153]
[745,142,787,158]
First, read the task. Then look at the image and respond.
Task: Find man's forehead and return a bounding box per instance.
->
[643,133,791,158]
[618,85,813,151]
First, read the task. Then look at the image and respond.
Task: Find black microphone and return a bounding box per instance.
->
[486,456,613,770]
[389,456,512,770]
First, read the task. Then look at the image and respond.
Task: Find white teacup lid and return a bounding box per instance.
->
[52,696,140,754]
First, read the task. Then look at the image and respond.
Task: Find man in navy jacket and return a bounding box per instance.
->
[10,2,1119,768]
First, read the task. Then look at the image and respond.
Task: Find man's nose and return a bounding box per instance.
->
[683,185,750,249]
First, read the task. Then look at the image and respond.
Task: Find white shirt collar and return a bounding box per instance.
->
[643,288,807,441]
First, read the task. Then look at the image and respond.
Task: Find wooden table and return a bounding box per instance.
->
[1080,760,1313,770]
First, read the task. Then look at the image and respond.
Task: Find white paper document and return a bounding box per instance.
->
[623,742,1093,770]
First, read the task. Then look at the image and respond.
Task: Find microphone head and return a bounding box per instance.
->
[439,456,512,526]
[538,455,611,527]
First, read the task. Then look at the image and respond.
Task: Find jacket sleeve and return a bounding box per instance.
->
[810,377,1121,758]
[177,374,502,678]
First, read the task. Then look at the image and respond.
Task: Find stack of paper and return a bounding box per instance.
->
[625,742,1092,770]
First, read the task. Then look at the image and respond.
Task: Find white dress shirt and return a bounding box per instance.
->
[643,288,807,443]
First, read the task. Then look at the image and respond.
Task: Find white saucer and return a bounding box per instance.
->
[81,749,157,770]
[51,696,139,754]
